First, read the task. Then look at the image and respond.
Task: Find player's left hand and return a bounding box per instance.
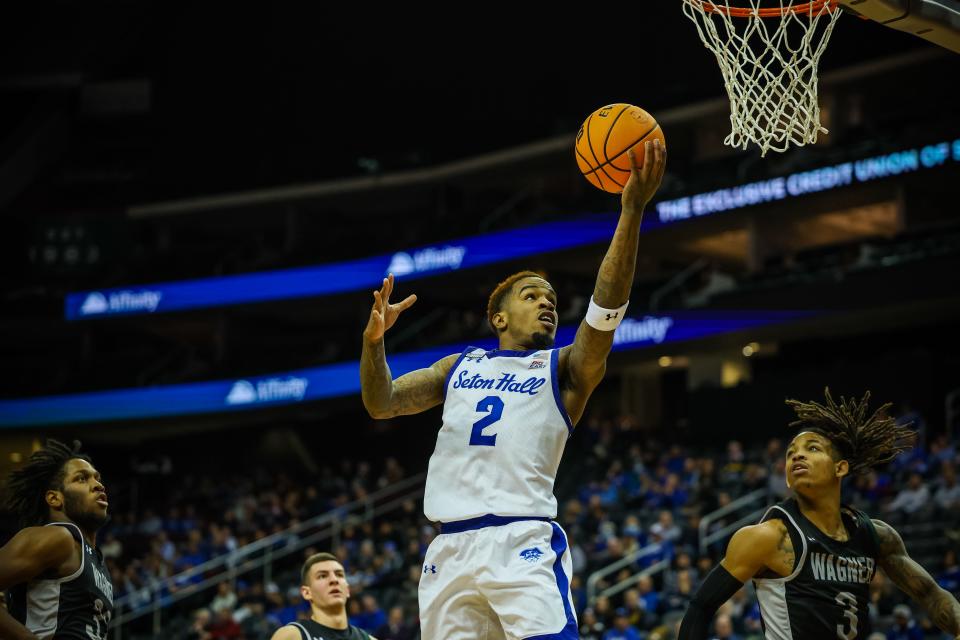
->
[363,273,417,342]
[621,138,666,214]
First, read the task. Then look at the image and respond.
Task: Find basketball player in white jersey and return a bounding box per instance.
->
[360,140,666,640]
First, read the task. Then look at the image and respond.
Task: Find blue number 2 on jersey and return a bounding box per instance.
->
[469,395,504,446]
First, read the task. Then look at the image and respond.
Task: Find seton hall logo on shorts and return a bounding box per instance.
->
[528,359,546,370]
[519,547,544,563]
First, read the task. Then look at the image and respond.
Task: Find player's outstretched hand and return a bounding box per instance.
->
[363,273,417,342]
[621,138,666,213]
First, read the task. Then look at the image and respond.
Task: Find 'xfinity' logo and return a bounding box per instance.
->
[80,293,108,314]
[80,290,163,315]
[613,316,674,346]
[387,245,466,276]
[225,377,309,405]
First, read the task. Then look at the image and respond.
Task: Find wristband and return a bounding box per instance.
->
[585,297,629,331]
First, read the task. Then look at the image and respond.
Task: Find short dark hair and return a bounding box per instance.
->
[301,552,341,585]
[486,270,549,334]
[787,388,916,477]
[4,439,92,529]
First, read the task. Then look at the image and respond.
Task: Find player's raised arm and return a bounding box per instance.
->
[559,139,666,424]
[874,518,960,638]
[360,274,458,419]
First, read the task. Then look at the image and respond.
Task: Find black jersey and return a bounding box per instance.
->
[753,499,880,640]
[285,619,371,640]
[7,522,114,640]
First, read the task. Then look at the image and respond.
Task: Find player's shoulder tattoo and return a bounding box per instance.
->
[871,518,905,556]
[767,518,796,575]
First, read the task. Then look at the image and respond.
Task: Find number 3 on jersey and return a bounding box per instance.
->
[835,591,858,640]
[469,396,504,446]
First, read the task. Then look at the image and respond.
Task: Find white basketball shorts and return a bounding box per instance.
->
[418,515,578,640]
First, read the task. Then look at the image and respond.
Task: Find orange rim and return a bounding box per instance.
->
[690,0,838,18]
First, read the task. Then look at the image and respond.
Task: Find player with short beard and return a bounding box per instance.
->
[0,439,114,640]
[360,141,666,639]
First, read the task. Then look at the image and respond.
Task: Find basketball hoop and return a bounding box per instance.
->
[682,0,842,156]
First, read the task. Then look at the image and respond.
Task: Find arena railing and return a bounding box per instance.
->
[698,487,772,557]
[584,487,773,606]
[586,543,672,606]
[111,471,426,638]
[897,519,951,570]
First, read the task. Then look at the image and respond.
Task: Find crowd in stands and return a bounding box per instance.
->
[3,407,958,640]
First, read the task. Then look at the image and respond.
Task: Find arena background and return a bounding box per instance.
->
[1,4,960,639]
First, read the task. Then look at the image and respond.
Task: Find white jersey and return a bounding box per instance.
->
[423,346,573,523]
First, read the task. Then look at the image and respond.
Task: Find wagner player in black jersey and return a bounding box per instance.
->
[679,389,960,640]
[0,440,113,640]
[270,552,378,640]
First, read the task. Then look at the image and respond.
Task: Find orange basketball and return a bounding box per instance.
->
[575,103,666,194]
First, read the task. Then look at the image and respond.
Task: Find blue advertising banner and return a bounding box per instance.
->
[1,310,818,427]
[652,138,960,225]
[65,214,619,320]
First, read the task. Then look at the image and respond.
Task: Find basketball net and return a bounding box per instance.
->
[682,0,842,156]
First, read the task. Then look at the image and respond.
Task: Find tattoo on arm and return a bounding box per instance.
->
[360,338,393,418]
[592,211,642,310]
[775,524,796,572]
[874,519,960,636]
[360,342,455,419]
[388,365,448,416]
[564,211,644,404]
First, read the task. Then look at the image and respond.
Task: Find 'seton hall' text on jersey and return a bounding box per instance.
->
[451,371,548,395]
[424,347,571,523]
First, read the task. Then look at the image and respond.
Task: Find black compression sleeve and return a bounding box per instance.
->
[677,563,744,640]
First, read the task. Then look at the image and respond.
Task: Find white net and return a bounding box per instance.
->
[681,0,842,155]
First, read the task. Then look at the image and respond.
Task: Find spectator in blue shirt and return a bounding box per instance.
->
[603,608,641,640]
[886,604,924,640]
[350,594,387,632]
[936,550,960,592]
[636,574,661,629]
[271,589,309,626]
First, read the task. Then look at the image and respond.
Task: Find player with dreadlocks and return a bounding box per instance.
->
[0,439,113,640]
[679,389,960,640]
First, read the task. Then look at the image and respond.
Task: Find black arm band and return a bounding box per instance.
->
[677,564,744,640]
